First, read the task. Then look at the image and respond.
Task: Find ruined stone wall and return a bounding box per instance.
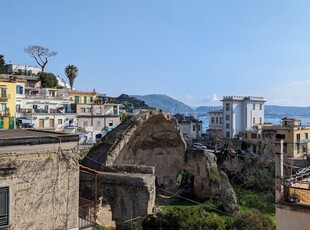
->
[80,165,156,230]
[0,146,79,230]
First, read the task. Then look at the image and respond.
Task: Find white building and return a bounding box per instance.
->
[18,88,77,130]
[221,96,265,138]
[5,64,41,75]
[178,120,203,140]
[208,109,223,131]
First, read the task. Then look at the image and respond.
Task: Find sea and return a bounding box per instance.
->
[199,116,310,132]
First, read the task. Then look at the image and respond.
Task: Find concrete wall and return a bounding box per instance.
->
[276,205,310,230]
[0,144,79,230]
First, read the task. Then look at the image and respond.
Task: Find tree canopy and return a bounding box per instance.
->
[0,54,5,74]
[40,72,59,88]
[64,64,78,90]
[24,45,57,73]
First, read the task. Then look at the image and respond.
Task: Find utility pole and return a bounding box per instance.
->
[275,138,284,202]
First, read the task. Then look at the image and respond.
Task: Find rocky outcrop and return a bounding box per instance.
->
[82,110,223,200]
[220,170,239,214]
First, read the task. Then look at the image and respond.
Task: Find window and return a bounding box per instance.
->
[251,133,257,139]
[83,96,87,104]
[80,108,86,113]
[245,133,248,138]
[260,104,262,110]
[297,134,301,141]
[296,143,300,153]
[58,119,63,125]
[90,97,93,103]
[96,120,101,126]
[226,123,230,129]
[253,103,256,110]
[16,85,23,95]
[87,108,91,113]
[193,125,196,131]
[253,117,255,124]
[83,121,88,127]
[96,108,101,114]
[109,120,113,126]
[259,117,262,124]
[216,117,218,124]
[33,105,38,109]
[225,103,230,111]
[74,96,80,104]
[16,104,21,113]
[0,88,7,98]
[0,104,6,112]
[226,132,230,138]
[306,133,309,140]
[0,187,9,227]
[211,117,215,124]
[220,117,223,124]
[226,115,230,121]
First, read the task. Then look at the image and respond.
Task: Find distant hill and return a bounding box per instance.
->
[265,105,310,117]
[116,94,151,113]
[132,94,194,114]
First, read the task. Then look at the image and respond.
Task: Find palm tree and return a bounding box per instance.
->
[64,64,78,90]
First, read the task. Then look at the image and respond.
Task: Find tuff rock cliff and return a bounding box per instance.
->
[82,109,237,211]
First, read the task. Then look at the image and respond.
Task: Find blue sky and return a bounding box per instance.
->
[1,1,310,106]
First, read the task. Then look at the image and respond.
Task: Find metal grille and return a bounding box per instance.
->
[79,197,95,229]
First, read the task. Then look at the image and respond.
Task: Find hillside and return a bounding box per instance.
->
[265,105,310,117]
[116,94,151,113]
[132,94,194,114]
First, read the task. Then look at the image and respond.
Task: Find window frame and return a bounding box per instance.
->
[0,187,10,227]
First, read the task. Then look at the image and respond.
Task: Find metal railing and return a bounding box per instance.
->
[79,197,96,229]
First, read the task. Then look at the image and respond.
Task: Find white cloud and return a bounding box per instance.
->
[199,93,221,106]
[266,80,310,106]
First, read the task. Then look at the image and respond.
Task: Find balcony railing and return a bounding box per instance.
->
[19,108,76,114]
[25,95,70,100]
[0,94,10,100]
[297,139,310,143]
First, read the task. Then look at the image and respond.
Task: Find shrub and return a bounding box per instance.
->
[232,209,275,230]
[142,207,225,230]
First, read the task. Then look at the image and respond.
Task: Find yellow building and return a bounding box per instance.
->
[244,118,310,159]
[0,79,17,129]
[69,91,96,104]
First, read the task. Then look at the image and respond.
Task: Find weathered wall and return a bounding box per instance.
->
[0,147,79,230]
[82,110,224,200]
[80,165,155,230]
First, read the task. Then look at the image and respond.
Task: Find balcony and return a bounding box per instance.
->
[19,108,76,114]
[0,94,10,102]
[0,112,11,117]
[297,139,310,143]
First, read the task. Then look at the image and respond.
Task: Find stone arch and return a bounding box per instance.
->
[176,169,195,197]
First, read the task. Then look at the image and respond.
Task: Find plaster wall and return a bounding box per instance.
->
[0,146,79,230]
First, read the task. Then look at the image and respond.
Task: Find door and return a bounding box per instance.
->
[49,119,54,128]
[39,119,44,128]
